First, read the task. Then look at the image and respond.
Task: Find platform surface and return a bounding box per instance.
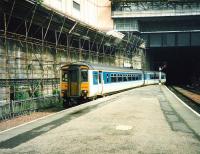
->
[0,85,200,154]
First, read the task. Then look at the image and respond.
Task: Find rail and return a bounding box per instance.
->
[168,86,200,115]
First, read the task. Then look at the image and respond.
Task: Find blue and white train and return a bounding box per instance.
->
[60,62,166,107]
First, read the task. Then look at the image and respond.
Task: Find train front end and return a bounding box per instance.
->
[60,64,89,107]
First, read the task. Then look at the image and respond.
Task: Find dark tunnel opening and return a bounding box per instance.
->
[147,47,200,86]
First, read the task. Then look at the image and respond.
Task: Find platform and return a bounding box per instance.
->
[0,85,200,154]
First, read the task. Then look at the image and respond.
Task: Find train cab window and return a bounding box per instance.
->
[62,72,68,82]
[93,71,98,85]
[81,69,88,82]
[70,70,78,82]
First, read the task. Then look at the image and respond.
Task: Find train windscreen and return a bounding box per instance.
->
[62,71,68,82]
[81,69,88,82]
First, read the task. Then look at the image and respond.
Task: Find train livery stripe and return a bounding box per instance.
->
[61,82,68,90]
[81,82,89,90]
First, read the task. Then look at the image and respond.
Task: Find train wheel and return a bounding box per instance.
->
[92,96,97,101]
[63,98,72,108]
[63,99,69,108]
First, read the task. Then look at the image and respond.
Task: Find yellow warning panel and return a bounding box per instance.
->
[60,82,68,90]
[81,82,89,91]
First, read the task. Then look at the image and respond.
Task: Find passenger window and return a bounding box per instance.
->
[128,74,132,81]
[123,74,127,82]
[132,74,134,81]
[93,71,98,85]
[111,74,117,83]
[135,74,138,80]
[139,74,142,80]
[81,69,88,82]
[118,74,122,82]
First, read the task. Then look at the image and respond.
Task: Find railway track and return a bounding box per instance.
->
[168,86,200,114]
[181,86,200,95]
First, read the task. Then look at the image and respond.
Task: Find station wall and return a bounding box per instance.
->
[0,39,131,105]
[43,0,113,31]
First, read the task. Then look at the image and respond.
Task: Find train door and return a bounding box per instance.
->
[98,71,103,95]
[68,69,80,96]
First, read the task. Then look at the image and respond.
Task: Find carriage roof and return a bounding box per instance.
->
[61,62,143,73]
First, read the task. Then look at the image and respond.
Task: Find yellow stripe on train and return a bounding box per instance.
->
[61,82,68,90]
[81,82,89,91]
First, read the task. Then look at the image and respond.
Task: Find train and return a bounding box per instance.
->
[60,62,166,107]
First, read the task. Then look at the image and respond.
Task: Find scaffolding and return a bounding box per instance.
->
[0,0,144,120]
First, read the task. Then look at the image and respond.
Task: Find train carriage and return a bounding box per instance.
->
[61,62,166,107]
[144,71,159,85]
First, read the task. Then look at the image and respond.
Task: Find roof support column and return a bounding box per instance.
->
[109,46,113,66]
[96,44,99,63]
[66,34,71,62]
[6,0,15,31]
[88,40,91,62]
[4,13,10,81]
[79,38,82,61]
[102,45,105,64]
[43,13,54,40]
[90,33,97,51]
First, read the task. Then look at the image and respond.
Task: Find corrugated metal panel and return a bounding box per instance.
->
[149,34,162,47]
[163,33,175,47]
[177,33,190,46]
[191,32,200,46]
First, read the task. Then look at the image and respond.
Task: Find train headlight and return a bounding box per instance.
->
[61,90,67,98]
[81,90,88,99]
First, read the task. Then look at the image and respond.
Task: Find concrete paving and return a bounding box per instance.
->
[0,85,200,154]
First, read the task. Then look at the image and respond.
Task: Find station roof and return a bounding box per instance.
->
[0,0,144,52]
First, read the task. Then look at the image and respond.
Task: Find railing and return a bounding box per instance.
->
[112,9,200,18]
[0,95,60,120]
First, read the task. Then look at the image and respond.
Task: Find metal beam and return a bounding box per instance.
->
[43,13,54,40]
[6,0,15,31]
[69,21,78,34]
